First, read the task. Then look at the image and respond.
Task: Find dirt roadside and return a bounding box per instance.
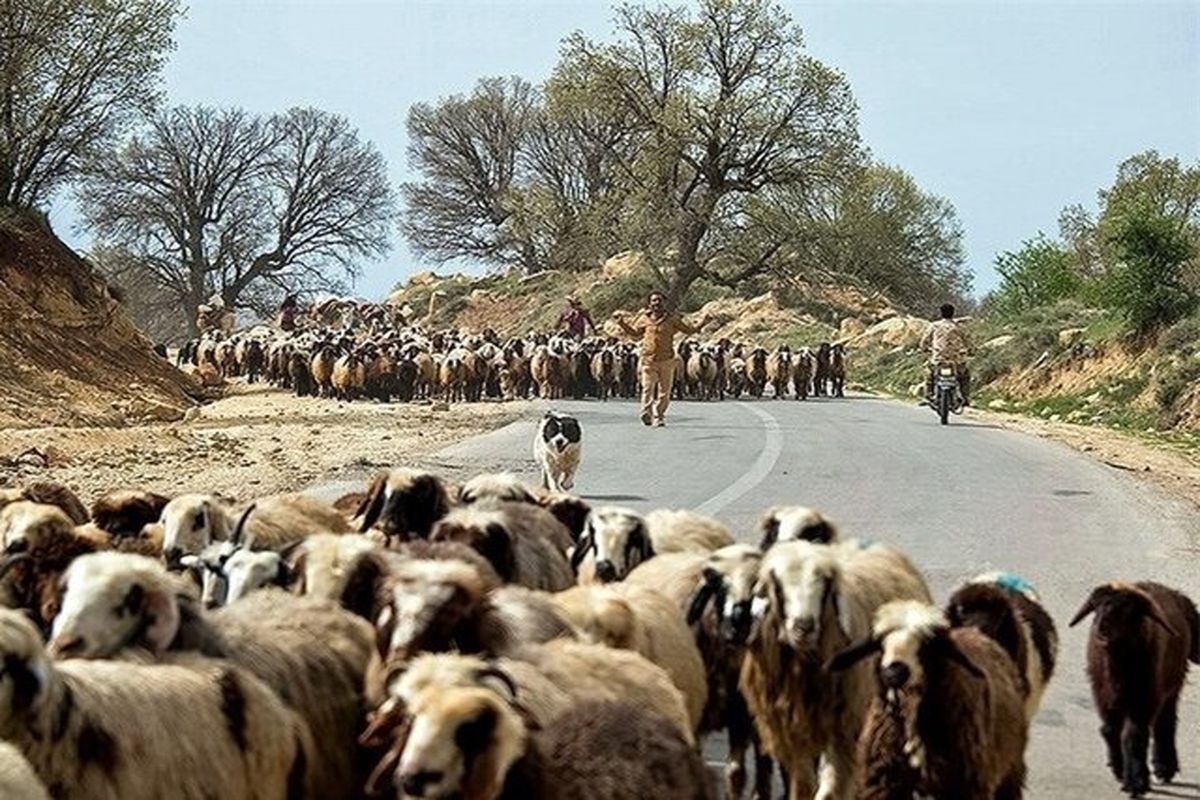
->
[971,407,1200,508]
[0,384,531,503]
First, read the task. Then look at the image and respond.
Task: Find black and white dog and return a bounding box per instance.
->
[534,411,582,492]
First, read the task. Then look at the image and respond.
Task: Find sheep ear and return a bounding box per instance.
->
[826,637,881,672]
[230,504,256,547]
[340,552,387,620]
[686,575,718,626]
[570,532,593,572]
[136,583,180,655]
[1069,586,1112,627]
[481,523,515,582]
[802,519,835,544]
[759,512,780,550]
[625,523,653,572]
[357,474,387,533]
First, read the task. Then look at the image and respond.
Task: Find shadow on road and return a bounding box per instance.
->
[581,493,647,502]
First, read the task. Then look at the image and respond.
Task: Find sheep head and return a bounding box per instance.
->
[357,469,449,541]
[430,510,516,583]
[1070,582,1177,640]
[758,506,838,550]
[0,610,51,728]
[686,543,763,645]
[0,501,75,555]
[458,473,536,506]
[160,494,233,564]
[759,540,848,651]
[372,557,493,664]
[573,507,652,583]
[379,686,527,800]
[50,553,184,659]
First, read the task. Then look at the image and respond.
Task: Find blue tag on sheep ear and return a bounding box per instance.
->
[993,572,1034,595]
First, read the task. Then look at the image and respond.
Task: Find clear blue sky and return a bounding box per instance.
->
[49,0,1200,300]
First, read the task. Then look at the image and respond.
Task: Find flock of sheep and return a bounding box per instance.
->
[177,323,850,403]
[0,473,1192,799]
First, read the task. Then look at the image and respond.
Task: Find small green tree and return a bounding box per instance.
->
[990,234,1080,315]
[1103,211,1197,334]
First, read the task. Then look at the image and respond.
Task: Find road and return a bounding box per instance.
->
[331,394,1200,798]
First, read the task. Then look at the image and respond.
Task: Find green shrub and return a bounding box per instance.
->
[1100,211,1197,334]
[1156,360,1200,410]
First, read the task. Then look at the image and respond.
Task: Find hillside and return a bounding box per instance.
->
[0,214,202,429]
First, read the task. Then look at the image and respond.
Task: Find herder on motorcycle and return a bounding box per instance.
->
[920,303,973,407]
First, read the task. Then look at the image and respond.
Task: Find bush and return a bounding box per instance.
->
[1159,315,1200,355]
[1156,360,1200,410]
[990,234,1083,317]
[1100,211,1197,334]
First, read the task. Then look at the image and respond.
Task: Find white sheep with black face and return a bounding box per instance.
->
[573,506,733,584]
[757,505,838,550]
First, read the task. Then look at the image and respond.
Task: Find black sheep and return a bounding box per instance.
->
[1070,581,1200,797]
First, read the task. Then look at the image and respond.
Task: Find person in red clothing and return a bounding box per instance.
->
[557,296,597,339]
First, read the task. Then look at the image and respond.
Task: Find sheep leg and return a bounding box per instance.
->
[1152,694,1181,783]
[1121,719,1152,796]
[994,765,1025,800]
[786,759,818,800]
[725,691,754,799]
[1101,713,1125,781]
[816,735,858,800]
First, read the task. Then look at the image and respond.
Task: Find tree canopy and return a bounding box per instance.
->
[399,0,971,310]
[78,105,395,332]
[0,0,181,208]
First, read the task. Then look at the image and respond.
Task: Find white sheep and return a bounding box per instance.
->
[0,609,304,800]
[0,742,49,800]
[49,552,374,799]
[160,492,350,561]
[572,506,734,583]
[741,539,931,800]
[757,505,839,549]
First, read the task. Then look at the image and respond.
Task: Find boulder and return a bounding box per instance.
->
[1058,328,1087,347]
[851,316,928,349]
[603,251,645,278]
[983,334,1016,350]
[839,317,867,338]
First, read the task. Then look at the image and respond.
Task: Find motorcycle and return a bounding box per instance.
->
[930,363,966,425]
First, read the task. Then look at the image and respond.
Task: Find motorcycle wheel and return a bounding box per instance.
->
[938,390,951,425]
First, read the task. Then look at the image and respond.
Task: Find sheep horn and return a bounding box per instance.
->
[358,476,387,534]
[0,553,31,580]
[825,637,881,673]
[569,533,593,572]
[230,504,256,547]
[1144,602,1179,638]
[475,665,519,701]
[1069,586,1113,627]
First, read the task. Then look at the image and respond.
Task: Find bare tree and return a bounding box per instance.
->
[77,105,395,333]
[0,0,180,208]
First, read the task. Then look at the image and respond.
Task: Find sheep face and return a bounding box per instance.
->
[430,512,516,583]
[945,583,1024,668]
[758,506,837,550]
[575,507,651,583]
[374,559,488,663]
[760,541,843,650]
[223,549,284,604]
[0,611,50,730]
[872,601,949,697]
[358,470,450,541]
[395,687,526,800]
[180,540,238,608]
[687,544,763,644]
[0,501,74,554]
[161,495,229,563]
[1069,583,1175,641]
[50,553,181,658]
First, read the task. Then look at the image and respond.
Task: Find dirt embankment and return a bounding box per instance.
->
[0,216,203,429]
[0,384,530,502]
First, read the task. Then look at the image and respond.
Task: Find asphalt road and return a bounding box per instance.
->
[400,394,1200,799]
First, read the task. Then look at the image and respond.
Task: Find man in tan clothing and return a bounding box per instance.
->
[920,303,974,405]
[614,291,709,427]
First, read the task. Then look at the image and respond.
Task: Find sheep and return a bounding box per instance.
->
[0,742,49,800]
[814,342,833,396]
[459,472,538,505]
[362,550,573,679]
[553,582,708,732]
[630,546,776,799]
[356,468,452,542]
[290,532,379,600]
[572,505,733,583]
[0,482,89,524]
[0,502,96,630]
[367,686,713,800]
[829,342,847,397]
[382,639,694,741]
[758,505,839,549]
[311,343,340,397]
[945,572,1058,720]
[49,552,375,800]
[535,491,590,544]
[747,347,768,398]
[792,347,815,400]
[1069,581,1200,796]
[0,609,306,800]
[431,504,574,591]
[89,490,170,537]
[590,348,617,401]
[828,600,1028,800]
[741,539,931,799]
[766,345,792,399]
[160,491,350,562]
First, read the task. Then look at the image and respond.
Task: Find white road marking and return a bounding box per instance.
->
[695,402,782,517]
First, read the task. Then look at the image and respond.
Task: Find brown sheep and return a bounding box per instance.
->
[332,351,367,401]
[1070,581,1200,796]
[310,344,340,398]
[431,504,574,591]
[830,342,847,397]
[766,345,792,399]
[90,490,170,537]
[355,468,452,542]
[590,349,618,401]
[792,347,815,401]
[0,482,89,525]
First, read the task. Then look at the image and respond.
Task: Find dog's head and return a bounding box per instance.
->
[541,412,582,454]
